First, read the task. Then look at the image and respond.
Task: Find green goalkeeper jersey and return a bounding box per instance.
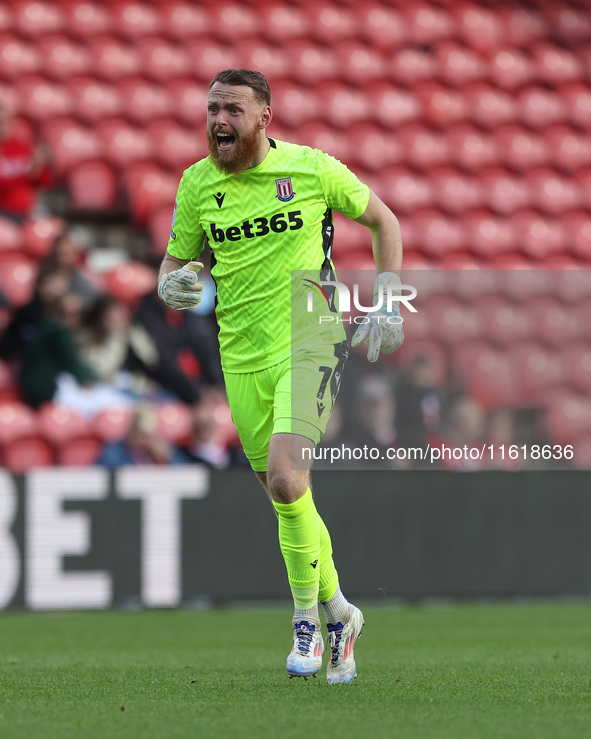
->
[167,138,370,373]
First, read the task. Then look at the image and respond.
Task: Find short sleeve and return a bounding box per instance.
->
[166,171,206,260]
[317,151,370,220]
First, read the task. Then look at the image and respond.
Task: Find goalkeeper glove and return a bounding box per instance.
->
[351,271,405,362]
[158,261,205,310]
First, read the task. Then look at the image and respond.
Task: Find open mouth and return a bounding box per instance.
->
[216,132,236,151]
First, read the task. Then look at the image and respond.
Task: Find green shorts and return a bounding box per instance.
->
[224,341,349,472]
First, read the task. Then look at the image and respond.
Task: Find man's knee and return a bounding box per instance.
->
[267,468,306,504]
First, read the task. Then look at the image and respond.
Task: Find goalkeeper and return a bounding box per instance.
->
[158,69,404,684]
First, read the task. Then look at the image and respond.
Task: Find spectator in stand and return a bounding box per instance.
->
[182,395,248,469]
[96,403,189,467]
[134,291,225,403]
[0,263,70,364]
[42,229,98,310]
[19,291,97,408]
[395,354,445,461]
[0,99,53,222]
[427,394,487,471]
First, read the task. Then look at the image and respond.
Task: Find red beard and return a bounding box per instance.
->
[207,123,262,175]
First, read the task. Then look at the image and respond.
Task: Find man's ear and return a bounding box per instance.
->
[259,105,273,129]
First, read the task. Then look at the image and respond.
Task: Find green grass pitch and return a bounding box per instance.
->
[1,603,590,739]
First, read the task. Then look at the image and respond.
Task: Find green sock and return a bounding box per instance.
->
[317,513,339,603]
[273,488,321,610]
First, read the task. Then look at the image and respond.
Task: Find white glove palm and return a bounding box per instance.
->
[158,261,205,310]
[351,272,404,362]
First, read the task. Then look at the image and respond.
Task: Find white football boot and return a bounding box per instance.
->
[286,620,324,680]
[326,605,365,684]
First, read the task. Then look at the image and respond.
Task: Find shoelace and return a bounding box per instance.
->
[327,625,344,665]
[295,625,315,655]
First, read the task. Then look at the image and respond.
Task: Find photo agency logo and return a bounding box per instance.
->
[304,278,418,324]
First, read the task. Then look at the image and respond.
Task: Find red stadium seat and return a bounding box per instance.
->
[453,267,503,303]
[270,80,322,129]
[525,168,582,216]
[563,343,591,395]
[415,82,468,128]
[353,4,406,52]
[332,211,372,256]
[397,124,450,172]
[136,38,190,83]
[523,298,582,349]
[13,1,65,38]
[157,401,193,444]
[282,41,337,87]
[489,48,535,90]
[394,339,449,388]
[37,403,90,446]
[185,40,239,84]
[256,4,311,46]
[451,3,504,54]
[365,82,421,129]
[3,435,54,472]
[0,255,37,307]
[116,78,172,126]
[124,163,178,227]
[434,43,486,87]
[499,266,552,304]
[0,359,18,403]
[560,83,591,131]
[476,296,534,348]
[159,2,211,41]
[477,168,532,216]
[0,217,23,255]
[17,76,73,124]
[146,120,208,173]
[87,36,142,82]
[67,78,123,125]
[509,211,565,261]
[104,261,157,306]
[377,167,432,215]
[388,48,436,88]
[401,3,454,45]
[337,123,398,172]
[109,1,160,40]
[0,401,37,445]
[57,434,103,466]
[333,42,386,87]
[68,161,117,211]
[492,125,548,173]
[318,83,370,130]
[497,6,549,47]
[94,406,134,442]
[573,170,591,212]
[95,119,152,170]
[234,41,290,81]
[62,1,113,39]
[543,6,591,45]
[445,125,498,173]
[21,216,65,260]
[571,434,591,470]
[546,396,591,445]
[300,4,356,46]
[291,123,352,167]
[462,211,515,260]
[542,126,591,173]
[37,35,91,81]
[531,43,583,87]
[207,3,259,43]
[43,119,103,177]
[410,210,465,259]
[167,78,208,128]
[0,6,12,34]
[148,206,174,256]
[553,270,591,306]
[510,342,565,403]
[426,294,484,347]
[464,83,517,130]
[0,34,41,81]
[517,87,568,130]
[453,341,519,411]
[429,168,482,215]
[561,212,591,262]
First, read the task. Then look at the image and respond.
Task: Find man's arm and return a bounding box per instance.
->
[158,251,190,285]
[355,190,402,274]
